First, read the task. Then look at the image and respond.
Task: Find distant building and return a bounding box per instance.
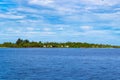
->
[50,45,53,48]
[61,45,64,47]
[65,45,69,48]
[43,45,46,48]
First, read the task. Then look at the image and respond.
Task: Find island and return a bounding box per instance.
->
[0,38,119,48]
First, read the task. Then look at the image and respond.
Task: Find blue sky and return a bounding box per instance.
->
[0,0,120,45]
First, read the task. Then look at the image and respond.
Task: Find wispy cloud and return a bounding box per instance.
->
[0,0,120,45]
[29,0,54,6]
[0,13,25,19]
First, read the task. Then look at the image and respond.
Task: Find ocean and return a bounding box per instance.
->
[0,48,120,80]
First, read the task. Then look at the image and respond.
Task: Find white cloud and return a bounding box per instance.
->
[0,0,120,44]
[7,0,119,19]
[2,27,56,38]
[16,7,39,13]
[26,27,35,31]
[26,31,55,35]
[6,28,21,33]
[29,0,54,6]
[80,0,120,6]
[43,27,51,31]
[80,26,93,31]
[95,12,120,20]
[0,13,25,19]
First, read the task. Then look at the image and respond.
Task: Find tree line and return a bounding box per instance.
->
[0,38,119,48]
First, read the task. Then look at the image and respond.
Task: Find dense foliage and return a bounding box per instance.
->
[0,38,119,48]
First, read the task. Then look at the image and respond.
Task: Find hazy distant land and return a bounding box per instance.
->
[0,38,119,48]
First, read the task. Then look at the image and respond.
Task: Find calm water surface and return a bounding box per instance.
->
[0,48,120,80]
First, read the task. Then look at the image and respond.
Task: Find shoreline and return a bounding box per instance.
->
[0,47,118,49]
[0,38,119,48]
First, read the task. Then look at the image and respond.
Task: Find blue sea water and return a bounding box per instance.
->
[0,48,120,80]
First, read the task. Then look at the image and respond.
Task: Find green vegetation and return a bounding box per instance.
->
[0,38,120,48]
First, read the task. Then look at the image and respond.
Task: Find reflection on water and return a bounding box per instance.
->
[0,48,120,80]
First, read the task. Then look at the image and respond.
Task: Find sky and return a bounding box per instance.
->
[0,0,120,45]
